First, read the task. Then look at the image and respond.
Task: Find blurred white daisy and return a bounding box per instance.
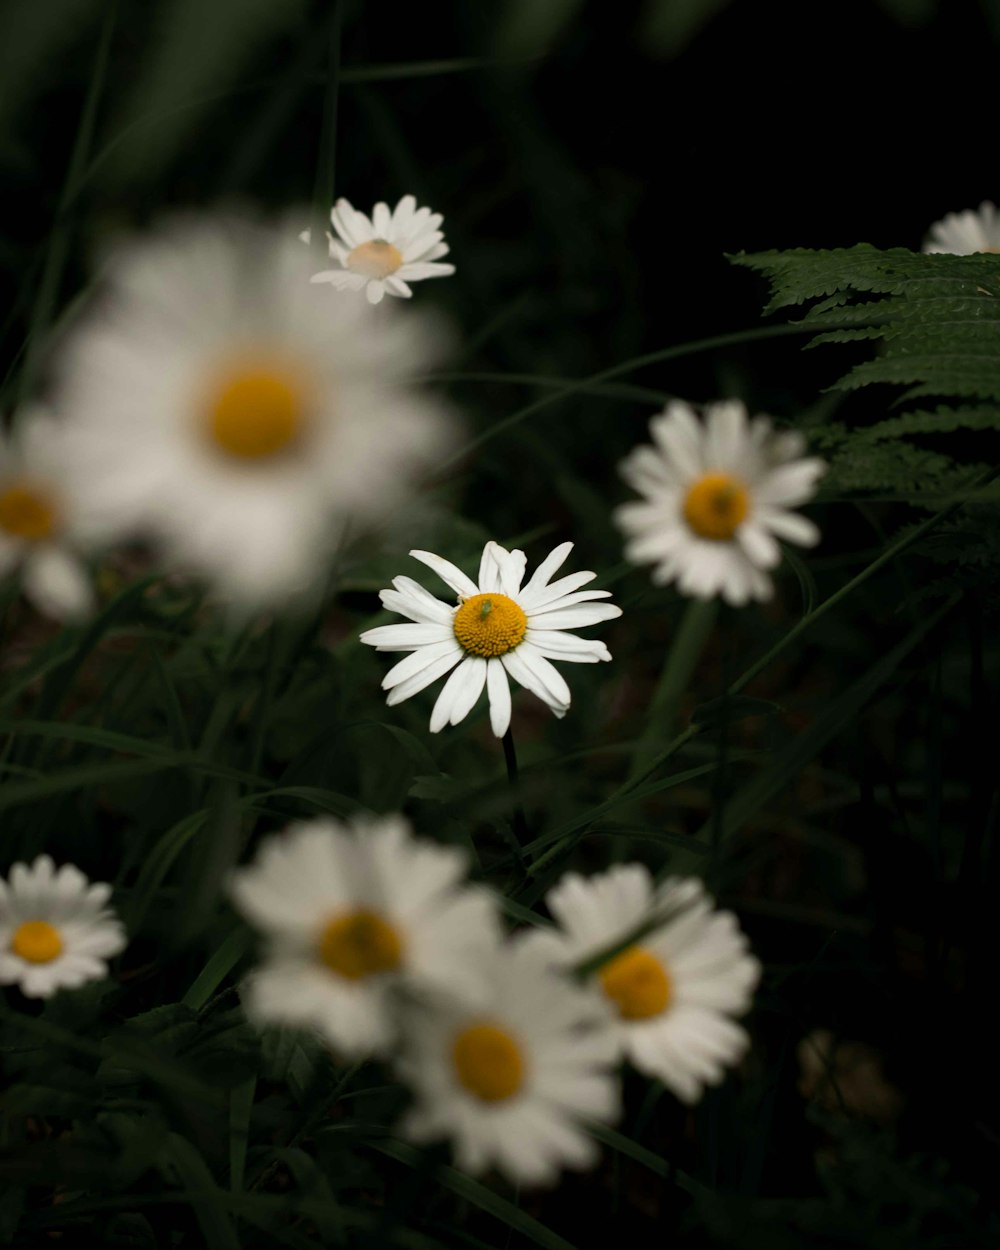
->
[54,212,453,611]
[229,814,500,1059]
[924,201,1000,253]
[0,410,94,620]
[397,935,620,1186]
[310,195,455,304]
[359,540,622,737]
[0,855,126,998]
[538,865,760,1104]
[615,399,825,605]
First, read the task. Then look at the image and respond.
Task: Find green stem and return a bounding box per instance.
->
[627,598,717,781]
[438,319,876,471]
[502,726,529,844]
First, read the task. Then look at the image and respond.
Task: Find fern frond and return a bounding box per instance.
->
[732,246,1000,581]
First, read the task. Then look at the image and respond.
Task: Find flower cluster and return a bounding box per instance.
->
[1,191,840,1193]
[230,814,759,1187]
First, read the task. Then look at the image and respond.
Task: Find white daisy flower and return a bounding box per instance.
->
[537,865,760,1104]
[229,814,501,1059]
[397,934,620,1187]
[0,410,94,620]
[310,194,455,305]
[359,540,622,737]
[54,212,453,611]
[615,399,825,605]
[0,855,126,998]
[923,201,1000,253]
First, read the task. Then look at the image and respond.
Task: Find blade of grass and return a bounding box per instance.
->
[15,0,116,404]
[627,598,717,780]
[371,1139,580,1250]
[182,927,253,1013]
[228,1076,256,1193]
[159,1134,240,1250]
[694,594,959,848]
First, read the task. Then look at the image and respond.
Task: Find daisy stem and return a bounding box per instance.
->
[626,598,717,783]
[502,726,530,845]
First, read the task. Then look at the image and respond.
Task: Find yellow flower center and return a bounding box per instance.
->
[599,946,672,1021]
[205,358,312,461]
[10,920,63,964]
[347,239,404,279]
[318,908,404,981]
[452,1022,526,1103]
[0,481,59,541]
[682,472,750,541]
[453,593,528,658]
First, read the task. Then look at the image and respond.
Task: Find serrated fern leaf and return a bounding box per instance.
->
[730,246,1000,404]
[731,245,1000,581]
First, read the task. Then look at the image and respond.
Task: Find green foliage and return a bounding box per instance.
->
[732,246,1000,604]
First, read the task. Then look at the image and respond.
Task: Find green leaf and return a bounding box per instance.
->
[731,246,1000,410]
[158,1133,240,1250]
[181,928,253,1013]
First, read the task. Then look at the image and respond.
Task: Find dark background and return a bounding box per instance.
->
[1,2,997,1246]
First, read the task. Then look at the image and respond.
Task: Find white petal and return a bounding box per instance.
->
[409,550,477,597]
[758,508,820,547]
[360,622,452,651]
[23,547,93,620]
[382,639,463,690]
[429,655,487,732]
[526,603,622,630]
[372,201,392,237]
[736,523,781,569]
[385,648,465,705]
[486,658,512,737]
[501,645,569,716]
[478,542,507,593]
[520,542,574,596]
[704,400,749,471]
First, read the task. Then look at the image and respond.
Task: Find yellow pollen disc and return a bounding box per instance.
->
[599,946,671,1021]
[318,908,404,981]
[682,472,750,541]
[452,1022,525,1103]
[0,482,59,541]
[453,593,528,658]
[205,360,310,460]
[11,920,63,964]
[347,239,404,279]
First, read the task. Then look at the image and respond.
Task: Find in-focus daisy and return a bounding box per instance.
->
[537,865,760,1104]
[924,201,1000,254]
[54,212,453,611]
[229,814,500,1059]
[397,935,620,1186]
[615,399,825,605]
[359,541,622,737]
[310,195,455,304]
[0,409,94,620]
[0,855,126,998]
